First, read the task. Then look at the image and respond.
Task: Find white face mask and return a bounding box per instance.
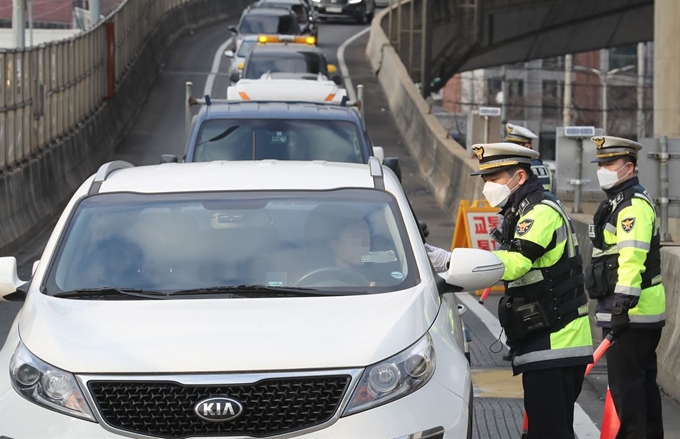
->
[483,172,519,207]
[597,164,630,190]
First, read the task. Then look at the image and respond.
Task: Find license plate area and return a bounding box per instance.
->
[326,6,343,13]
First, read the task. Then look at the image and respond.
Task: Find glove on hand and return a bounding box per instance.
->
[611,309,630,338]
[424,243,452,272]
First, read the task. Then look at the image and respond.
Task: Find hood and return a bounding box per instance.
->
[18,285,438,374]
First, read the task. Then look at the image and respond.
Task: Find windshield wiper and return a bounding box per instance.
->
[53,287,167,300]
[195,126,240,150]
[169,285,343,297]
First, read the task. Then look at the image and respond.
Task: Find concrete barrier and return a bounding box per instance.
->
[0,0,253,257]
[367,5,680,401]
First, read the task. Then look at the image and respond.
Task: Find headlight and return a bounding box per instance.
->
[344,333,435,416]
[10,342,95,421]
[349,0,363,4]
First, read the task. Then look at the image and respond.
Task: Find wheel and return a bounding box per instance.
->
[295,266,370,287]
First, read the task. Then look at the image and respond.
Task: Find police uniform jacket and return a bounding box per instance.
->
[587,177,666,328]
[493,175,593,375]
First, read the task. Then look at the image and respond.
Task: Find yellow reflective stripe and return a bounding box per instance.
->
[618,240,651,251]
[614,285,642,296]
[550,315,593,350]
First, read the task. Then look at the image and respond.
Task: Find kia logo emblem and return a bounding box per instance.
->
[194,396,243,422]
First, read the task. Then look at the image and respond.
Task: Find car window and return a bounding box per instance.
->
[244,51,325,79]
[236,40,257,57]
[193,119,365,163]
[239,14,298,35]
[45,190,418,295]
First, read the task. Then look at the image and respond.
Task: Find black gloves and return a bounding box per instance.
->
[611,309,630,337]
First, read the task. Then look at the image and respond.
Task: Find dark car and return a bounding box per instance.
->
[252,0,319,40]
[183,102,379,165]
[314,0,375,24]
[242,44,339,82]
[228,8,301,50]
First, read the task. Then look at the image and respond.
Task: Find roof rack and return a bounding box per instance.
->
[184,81,364,141]
[88,161,135,195]
[368,156,384,190]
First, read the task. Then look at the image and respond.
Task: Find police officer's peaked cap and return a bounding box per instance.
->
[470,142,540,176]
[590,135,642,163]
[505,123,538,145]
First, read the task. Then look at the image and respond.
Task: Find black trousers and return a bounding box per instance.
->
[523,365,586,439]
[603,327,664,439]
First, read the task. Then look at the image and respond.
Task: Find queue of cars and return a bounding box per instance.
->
[0,4,503,438]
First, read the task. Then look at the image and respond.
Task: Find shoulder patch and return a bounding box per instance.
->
[621,217,635,233]
[516,219,534,236]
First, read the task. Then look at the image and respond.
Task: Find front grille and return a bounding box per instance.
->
[319,0,349,5]
[88,376,350,438]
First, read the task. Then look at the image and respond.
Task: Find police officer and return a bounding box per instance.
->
[586,136,665,439]
[426,143,593,439]
[505,123,556,193]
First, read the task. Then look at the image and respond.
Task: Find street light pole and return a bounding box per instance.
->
[574,64,635,135]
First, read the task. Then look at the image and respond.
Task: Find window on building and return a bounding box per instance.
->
[609,44,637,70]
[539,132,557,161]
[507,79,524,119]
[542,56,563,70]
[542,80,562,119]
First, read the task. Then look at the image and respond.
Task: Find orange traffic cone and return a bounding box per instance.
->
[600,386,620,439]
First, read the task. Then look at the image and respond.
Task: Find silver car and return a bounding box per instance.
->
[225,35,259,84]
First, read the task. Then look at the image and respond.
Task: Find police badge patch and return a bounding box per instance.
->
[516,219,534,236]
[621,217,636,233]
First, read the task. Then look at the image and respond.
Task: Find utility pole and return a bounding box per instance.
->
[574,64,635,136]
[637,42,646,140]
[12,0,25,49]
[91,0,101,27]
[500,65,507,126]
[563,54,573,127]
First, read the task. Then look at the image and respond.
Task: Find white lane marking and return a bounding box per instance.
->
[204,37,234,98]
[337,27,370,102]
[455,291,601,439]
[574,404,602,438]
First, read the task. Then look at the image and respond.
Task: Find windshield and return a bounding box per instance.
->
[44,190,418,295]
[236,40,257,57]
[239,14,298,35]
[244,52,325,79]
[192,119,365,163]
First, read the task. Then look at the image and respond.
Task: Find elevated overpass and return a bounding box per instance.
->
[386,0,678,137]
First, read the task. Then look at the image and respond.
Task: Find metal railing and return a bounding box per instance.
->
[0,0,197,171]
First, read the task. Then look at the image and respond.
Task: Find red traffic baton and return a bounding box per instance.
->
[478,287,492,304]
[520,333,615,438]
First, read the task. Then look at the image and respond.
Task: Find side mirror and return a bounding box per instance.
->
[331,75,342,85]
[444,248,504,292]
[327,64,338,74]
[224,50,235,58]
[160,154,178,164]
[228,25,238,34]
[383,157,401,181]
[230,71,241,83]
[0,257,26,302]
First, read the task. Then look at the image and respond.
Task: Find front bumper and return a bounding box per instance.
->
[0,370,468,439]
[315,4,363,19]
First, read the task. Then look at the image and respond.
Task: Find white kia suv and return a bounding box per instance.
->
[0,159,503,438]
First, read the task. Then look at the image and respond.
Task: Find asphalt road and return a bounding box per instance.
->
[1,10,679,439]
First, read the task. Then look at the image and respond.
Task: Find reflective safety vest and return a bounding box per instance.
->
[493,190,593,375]
[587,183,665,328]
[531,158,555,194]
